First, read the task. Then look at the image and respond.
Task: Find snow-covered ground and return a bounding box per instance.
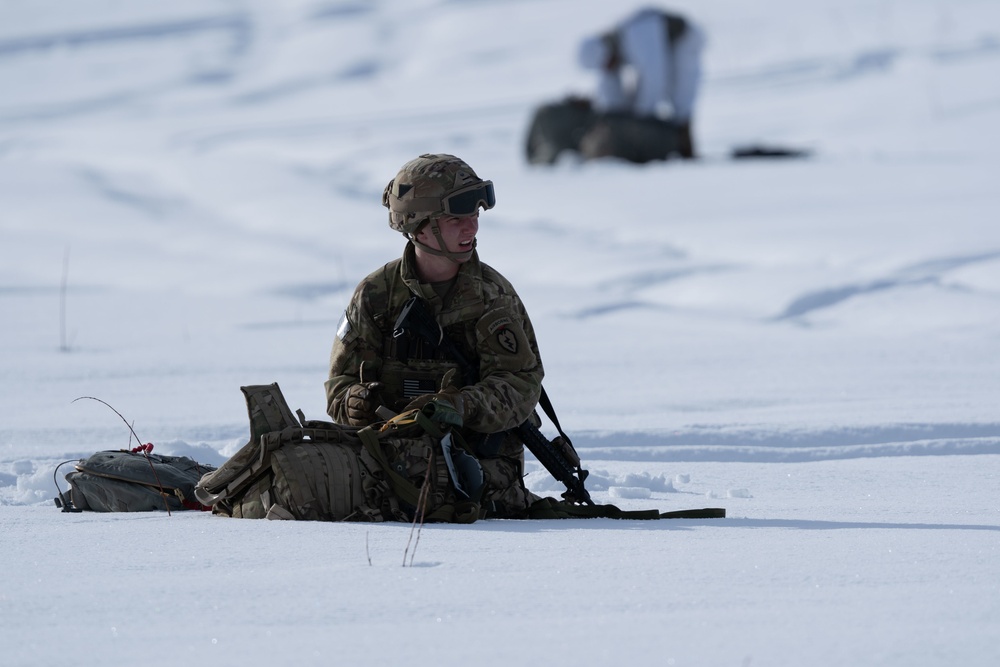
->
[2,1,999,665]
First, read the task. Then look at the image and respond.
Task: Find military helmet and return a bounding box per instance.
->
[382,154,496,236]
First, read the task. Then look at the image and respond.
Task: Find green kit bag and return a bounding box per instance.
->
[195,383,482,523]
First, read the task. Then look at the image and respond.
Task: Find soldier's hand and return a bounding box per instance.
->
[345,381,384,426]
[404,389,465,421]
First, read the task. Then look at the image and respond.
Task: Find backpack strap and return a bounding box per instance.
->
[357,405,478,523]
[358,426,461,522]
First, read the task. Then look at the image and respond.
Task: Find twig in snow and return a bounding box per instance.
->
[403,450,434,567]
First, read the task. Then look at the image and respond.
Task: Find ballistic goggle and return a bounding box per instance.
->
[385,181,496,218]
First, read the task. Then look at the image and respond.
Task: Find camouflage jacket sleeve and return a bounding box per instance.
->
[324,278,386,423]
[458,293,544,433]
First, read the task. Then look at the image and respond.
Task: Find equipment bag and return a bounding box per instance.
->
[55,449,216,512]
[194,383,482,523]
[525,96,598,164]
[578,112,680,164]
[525,97,680,165]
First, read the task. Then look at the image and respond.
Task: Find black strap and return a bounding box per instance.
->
[537,386,573,448]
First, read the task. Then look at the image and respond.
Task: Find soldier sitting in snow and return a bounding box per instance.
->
[325,153,544,518]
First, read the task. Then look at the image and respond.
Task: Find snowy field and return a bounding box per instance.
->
[2,0,999,665]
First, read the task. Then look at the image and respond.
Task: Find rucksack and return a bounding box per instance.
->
[194,383,483,523]
[525,96,598,164]
[525,96,680,165]
[55,448,216,512]
[578,112,680,163]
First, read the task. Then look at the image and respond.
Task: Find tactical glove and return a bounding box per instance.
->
[345,381,384,426]
[404,388,466,422]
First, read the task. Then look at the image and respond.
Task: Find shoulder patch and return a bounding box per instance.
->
[336,310,352,340]
[496,328,518,354]
[484,312,516,352]
[476,307,536,371]
[485,314,513,336]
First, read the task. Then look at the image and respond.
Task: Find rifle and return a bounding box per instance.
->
[393,296,594,505]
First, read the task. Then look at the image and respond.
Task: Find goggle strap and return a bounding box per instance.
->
[388,193,445,214]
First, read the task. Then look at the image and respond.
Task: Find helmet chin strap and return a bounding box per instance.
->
[411,219,476,263]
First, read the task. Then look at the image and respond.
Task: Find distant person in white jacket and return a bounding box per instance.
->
[578,7,705,159]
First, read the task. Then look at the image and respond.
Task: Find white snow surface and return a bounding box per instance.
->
[2,0,999,665]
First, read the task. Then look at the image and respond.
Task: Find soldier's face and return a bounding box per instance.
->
[419,213,479,259]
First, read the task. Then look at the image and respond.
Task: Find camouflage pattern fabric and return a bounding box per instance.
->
[326,243,543,517]
[384,153,486,235]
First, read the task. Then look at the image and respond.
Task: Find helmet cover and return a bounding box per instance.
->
[382,154,486,236]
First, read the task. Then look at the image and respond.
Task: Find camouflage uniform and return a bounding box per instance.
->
[326,241,544,518]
